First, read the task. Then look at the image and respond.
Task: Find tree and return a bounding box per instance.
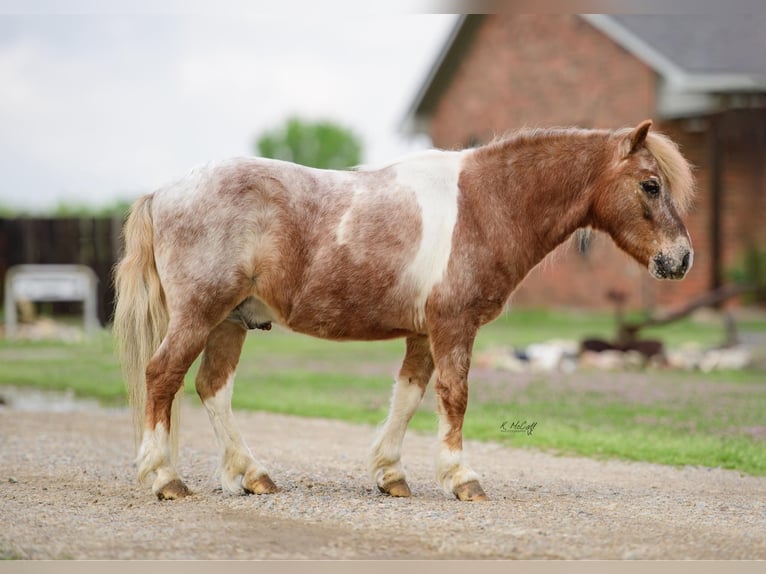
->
[255,117,363,170]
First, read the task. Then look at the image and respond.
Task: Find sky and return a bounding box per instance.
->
[0,3,457,211]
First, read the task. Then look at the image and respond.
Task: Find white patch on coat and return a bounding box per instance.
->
[435,411,479,494]
[203,373,266,494]
[369,377,425,486]
[335,209,354,245]
[136,422,180,491]
[335,183,365,246]
[153,160,220,211]
[394,150,465,327]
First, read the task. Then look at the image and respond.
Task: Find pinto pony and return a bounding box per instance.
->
[114,120,694,502]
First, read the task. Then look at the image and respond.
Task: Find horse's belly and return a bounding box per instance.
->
[283,292,419,342]
[285,315,414,341]
[288,317,414,341]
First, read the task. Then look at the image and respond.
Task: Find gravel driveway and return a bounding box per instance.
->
[1,394,765,560]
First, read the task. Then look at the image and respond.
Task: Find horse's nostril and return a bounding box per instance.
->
[681,251,690,272]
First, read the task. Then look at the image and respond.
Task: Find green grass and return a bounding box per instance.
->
[476,307,744,349]
[456,385,766,474]
[1,308,765,475]
[0,333,126,404]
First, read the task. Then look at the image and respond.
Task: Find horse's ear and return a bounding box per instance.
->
[627,120,652,155]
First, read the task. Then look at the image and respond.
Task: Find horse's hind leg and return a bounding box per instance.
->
[370,335,434,497]
[137,320,209,500]
[195,319,277,495]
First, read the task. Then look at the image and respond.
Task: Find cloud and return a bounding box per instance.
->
[0,12,456,210]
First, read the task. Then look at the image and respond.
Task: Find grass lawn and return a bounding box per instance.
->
[1,308,765,475]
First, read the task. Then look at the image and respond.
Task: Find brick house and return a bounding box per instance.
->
[403,14,766,310]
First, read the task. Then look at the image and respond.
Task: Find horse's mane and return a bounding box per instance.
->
[484,126,695,215]
[607,126,695,214]
[486,126,609,144]
[643,131,695,215]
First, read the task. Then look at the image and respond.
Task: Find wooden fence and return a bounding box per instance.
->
[0,217,124,326]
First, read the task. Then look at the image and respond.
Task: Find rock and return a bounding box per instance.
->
[474,347,527,373]
[477,339,753,374]
[526,340,579,372]
[666,343,705,370]
[699,346,752,372]
[622,350,647,370]
[579,349,626,371]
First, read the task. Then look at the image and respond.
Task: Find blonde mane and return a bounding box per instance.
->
[484,126,695,215]
[644,131,695,214]
[612,125,696,214]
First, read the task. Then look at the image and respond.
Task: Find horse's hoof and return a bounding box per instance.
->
[156,478,192,500]
[378,478,412,498]
[454,480,489,502]
[243,472,279,495]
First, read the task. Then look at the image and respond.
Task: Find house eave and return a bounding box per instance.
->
[579,14,686,82]
[673,73,766,93]
[400,14,473,136]
[582,14,766,119]
[402,14,766,133]
[658,76,766,119]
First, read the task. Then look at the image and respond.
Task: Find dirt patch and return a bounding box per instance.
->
[1,396,765,559]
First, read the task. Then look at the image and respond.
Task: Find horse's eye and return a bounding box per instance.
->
[641,179,660,196]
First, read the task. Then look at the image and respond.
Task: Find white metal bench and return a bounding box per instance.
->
[4,264,100,339]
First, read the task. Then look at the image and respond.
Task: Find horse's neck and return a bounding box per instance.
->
[462,131,610,273]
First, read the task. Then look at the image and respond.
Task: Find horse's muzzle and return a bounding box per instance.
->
[650,247,693,280]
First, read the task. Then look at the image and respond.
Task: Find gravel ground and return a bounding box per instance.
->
[1,394,765,560]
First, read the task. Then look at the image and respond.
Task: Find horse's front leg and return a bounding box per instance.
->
[195,320,278,496]
[430,323,488,502]
[370,335,434,497]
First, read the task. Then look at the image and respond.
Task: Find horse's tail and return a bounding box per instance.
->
[113,193,174,462]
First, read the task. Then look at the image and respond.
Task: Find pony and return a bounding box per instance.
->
[113,120,694,502]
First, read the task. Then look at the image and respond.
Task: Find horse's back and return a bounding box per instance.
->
[148,158,318,312]
[149,152,469,339]
[281,151,468,339]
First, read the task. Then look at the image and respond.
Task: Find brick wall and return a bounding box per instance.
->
[429,14,656,147]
